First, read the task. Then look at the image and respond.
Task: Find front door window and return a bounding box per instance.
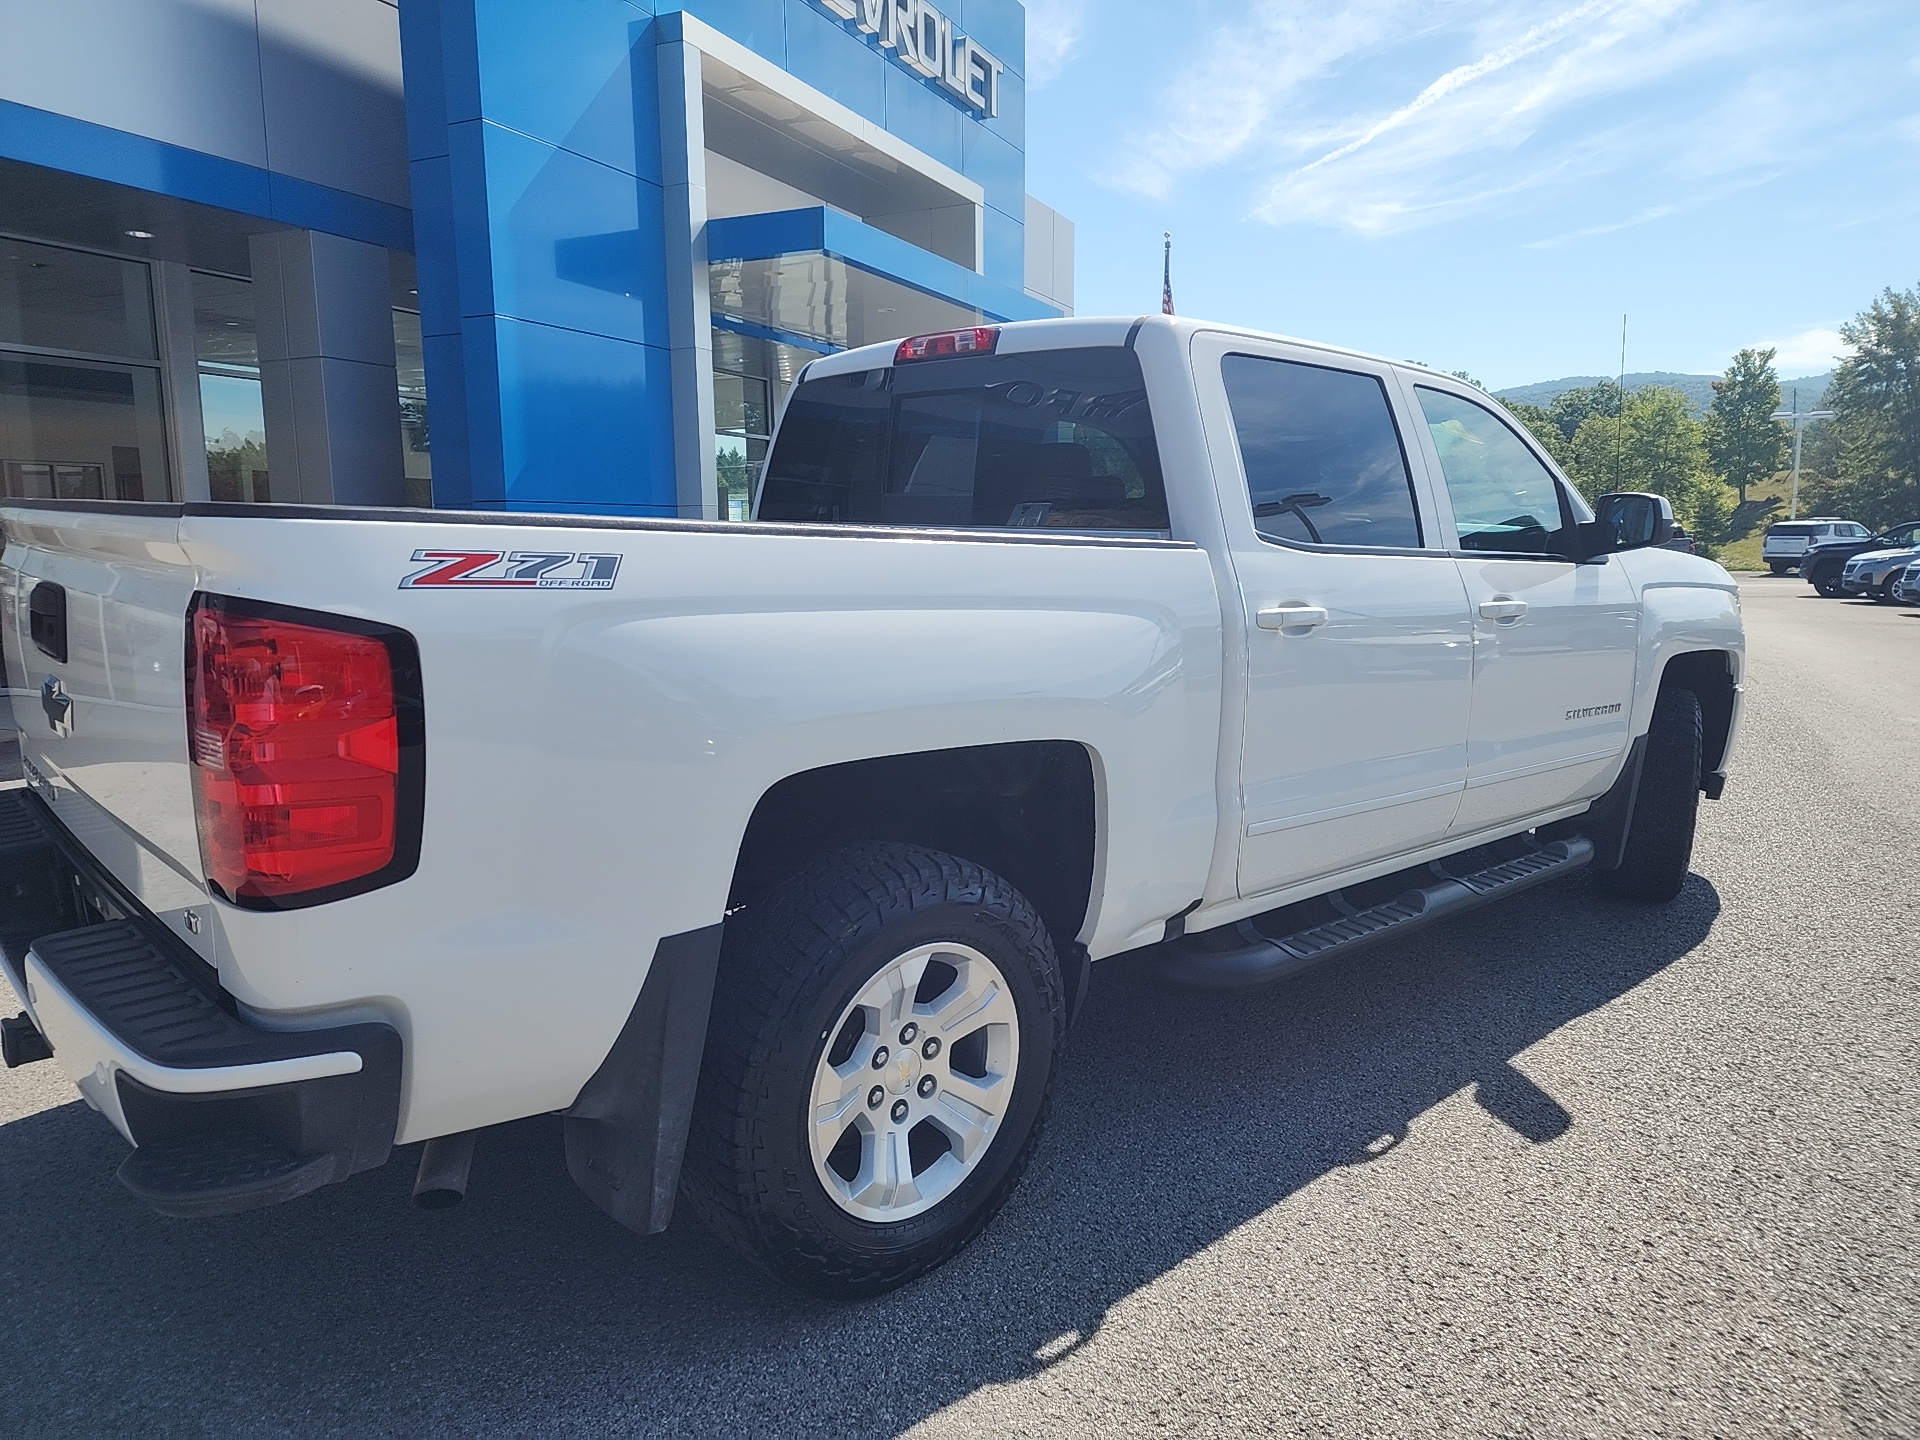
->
[1415,387,1571,554]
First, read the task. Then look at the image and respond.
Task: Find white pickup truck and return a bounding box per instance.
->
[0,316,1743,1296]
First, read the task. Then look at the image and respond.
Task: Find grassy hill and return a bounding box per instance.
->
[1496,371,1836,417]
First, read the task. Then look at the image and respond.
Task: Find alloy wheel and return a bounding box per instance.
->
[807,942,1020,1223]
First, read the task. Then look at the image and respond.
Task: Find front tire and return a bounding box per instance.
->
[1596,686,1701,902]
[683,843,1065,1298]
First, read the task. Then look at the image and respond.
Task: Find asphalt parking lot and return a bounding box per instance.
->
[1,576,1915,1437]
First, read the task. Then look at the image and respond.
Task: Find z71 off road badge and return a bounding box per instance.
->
[399,550,622,591]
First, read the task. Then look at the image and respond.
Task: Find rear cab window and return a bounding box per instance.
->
[757,346,1169,534]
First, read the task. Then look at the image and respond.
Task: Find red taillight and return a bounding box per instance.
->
[187,596,422,908]
[894,327,1000,363]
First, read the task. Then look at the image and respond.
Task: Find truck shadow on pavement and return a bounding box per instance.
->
[0,871,1719,1436]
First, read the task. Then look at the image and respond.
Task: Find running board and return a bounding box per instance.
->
[1156,835,1595,989]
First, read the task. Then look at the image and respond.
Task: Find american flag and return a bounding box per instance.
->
[1161,232,1175,315]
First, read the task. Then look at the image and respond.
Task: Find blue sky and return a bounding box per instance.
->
[1019,0,1920,389]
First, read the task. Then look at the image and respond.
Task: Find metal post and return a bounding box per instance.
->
[1790,420,1804,520]
[1770,393,1836,523]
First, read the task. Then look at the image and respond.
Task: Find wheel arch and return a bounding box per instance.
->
[1654,648,1737,781]
[726,740,1102,985]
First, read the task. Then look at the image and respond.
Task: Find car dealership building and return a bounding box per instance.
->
[0,0,1070,518]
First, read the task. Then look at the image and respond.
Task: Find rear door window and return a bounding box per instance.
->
[1219,354,1423,548]
[757,347,1169,532]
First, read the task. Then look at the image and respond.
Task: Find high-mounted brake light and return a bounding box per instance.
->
[186,595,424,909]
[894,327,1000,363]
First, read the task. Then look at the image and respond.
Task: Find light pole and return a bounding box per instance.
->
[1770,390,1835,520]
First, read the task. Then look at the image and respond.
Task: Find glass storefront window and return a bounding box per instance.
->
[713,366,769,520]
[0,355,170,500]
[709,253,985,352]
[0,237,156,361]
[712,325,812,519]
[192,270,269,503]
[392,307,431,507]
[0,236,170,500]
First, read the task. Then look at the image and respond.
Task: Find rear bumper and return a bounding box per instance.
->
[0,789,400,1216]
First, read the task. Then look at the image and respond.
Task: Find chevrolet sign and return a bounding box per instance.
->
[812,0,1006,117]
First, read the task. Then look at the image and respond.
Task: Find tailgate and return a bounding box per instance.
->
[1,505,205,915]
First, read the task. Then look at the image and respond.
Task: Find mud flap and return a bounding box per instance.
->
[563,924,723,1235]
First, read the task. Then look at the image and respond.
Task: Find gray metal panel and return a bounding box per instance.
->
[1052,209,1075,314]
[255,0,410,208]
[0,0,268,168]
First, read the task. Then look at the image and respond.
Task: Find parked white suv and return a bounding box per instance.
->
[1761,519,1870,574]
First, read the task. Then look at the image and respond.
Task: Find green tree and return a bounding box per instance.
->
[1503,400,1574,468]
[1689,480,1739,558]
[1565,385,1711,519]
[1548,381,1623,443]
[1813,283,1920,528]
[1705,347,1785,503]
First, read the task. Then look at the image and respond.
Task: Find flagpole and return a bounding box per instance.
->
[1162,232,1174,316]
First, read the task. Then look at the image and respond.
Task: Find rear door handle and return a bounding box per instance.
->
[1256,605,1328,632]
[1478,598,1528,624]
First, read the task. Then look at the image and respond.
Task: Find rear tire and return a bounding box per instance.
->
[1878,578,1905,604]
[1595,686,1701,903]
[1768,562,1790,575]
[683,842,1065,1298]
[1810,565,1845,597]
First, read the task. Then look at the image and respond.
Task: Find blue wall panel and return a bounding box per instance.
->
[474,121,669,348]
[956,0,1026,77]
[664,0,785,63]
[0,98,412,250]
[402,0,677,512]
[468,0,660,181]
[981,203,1025,292]
[881,66,965,173]
[490,318,677,514]
[402,0,1029,515]
[781,5,886,124]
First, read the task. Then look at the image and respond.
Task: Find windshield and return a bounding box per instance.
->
[757,346,1170,533]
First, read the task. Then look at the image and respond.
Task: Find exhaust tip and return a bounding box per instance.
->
[411,1130,477,1210]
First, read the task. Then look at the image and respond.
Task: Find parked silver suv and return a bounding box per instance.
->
[1893,557,1920,605]
[1761,519,1870,574]
[1842,544,1920,602]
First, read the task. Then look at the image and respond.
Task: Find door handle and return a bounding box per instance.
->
[1256,605,1328,632]
[1478,598,1528,624]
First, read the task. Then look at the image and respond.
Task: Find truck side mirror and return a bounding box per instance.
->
[1580,492,1675,558]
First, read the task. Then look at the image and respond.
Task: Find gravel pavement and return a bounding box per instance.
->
[0,576,1915,1437]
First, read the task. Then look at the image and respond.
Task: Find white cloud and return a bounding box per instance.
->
[1763,326,1847,375]
[1024,0,1089,85]
[1106,0,1850,237]
[1111,0,1421,199]
[1257,0,1728,233]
